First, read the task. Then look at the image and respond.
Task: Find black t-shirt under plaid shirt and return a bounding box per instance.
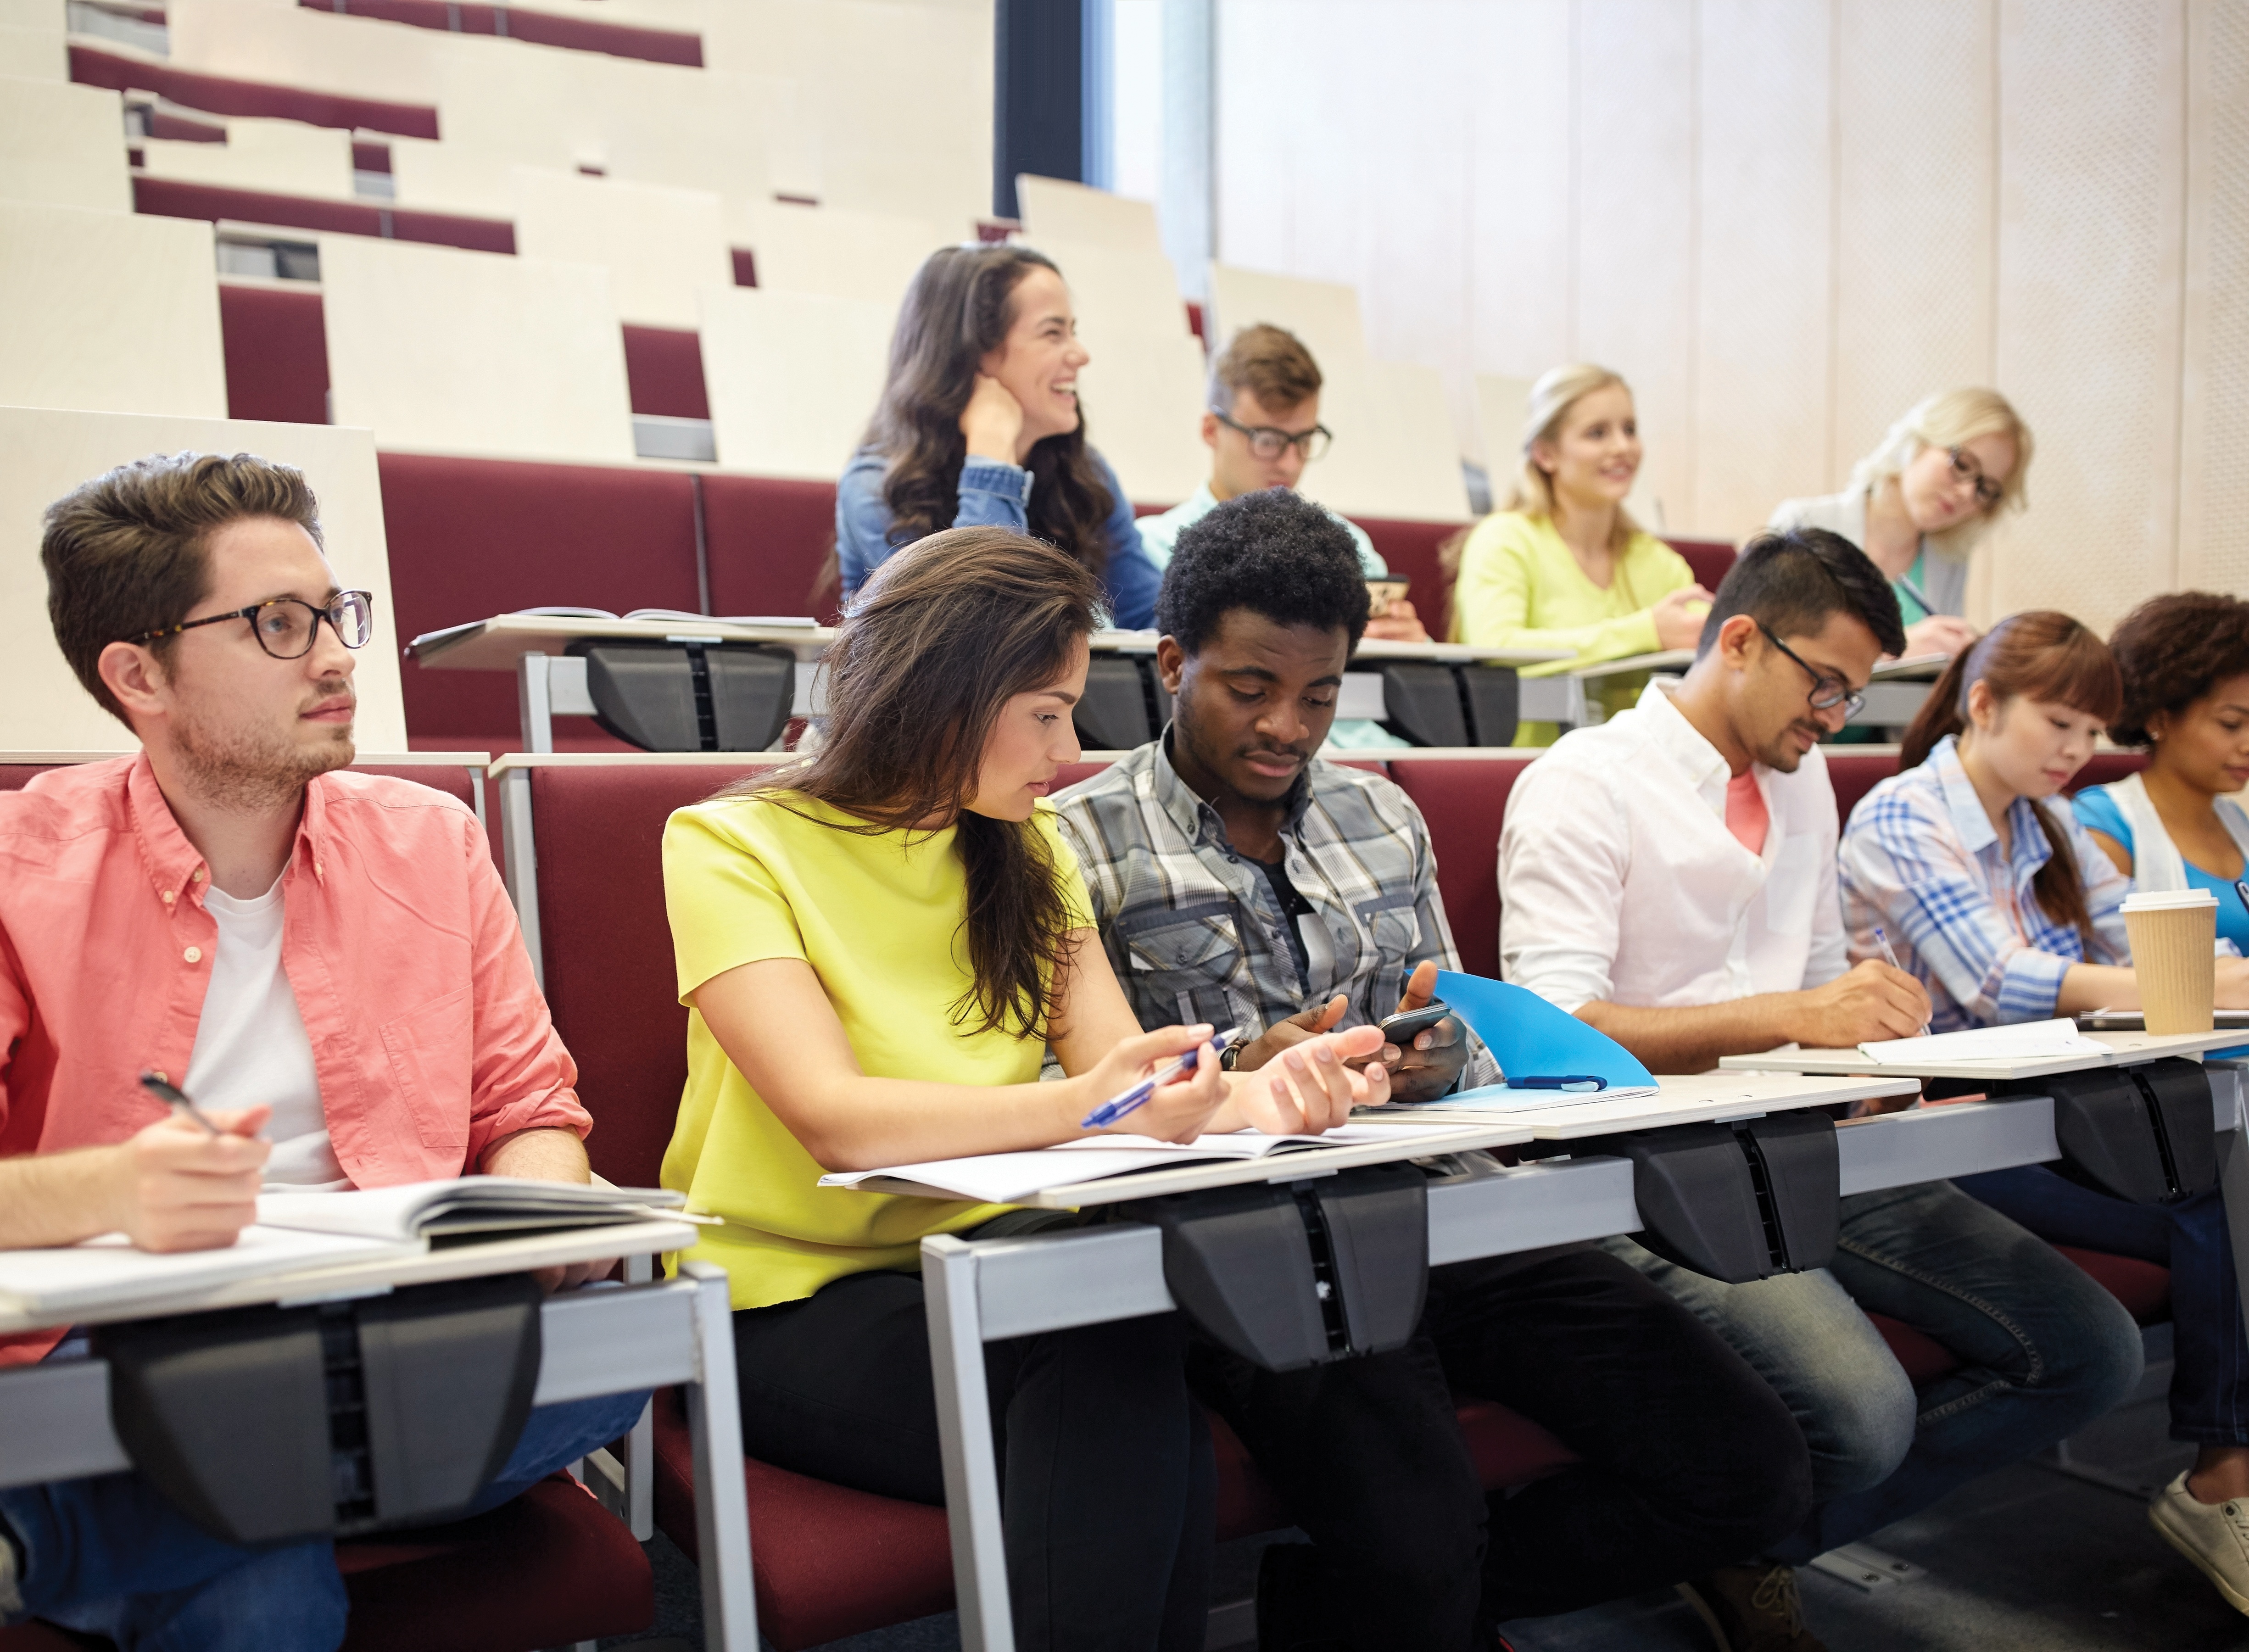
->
[1051,736,1498,1085]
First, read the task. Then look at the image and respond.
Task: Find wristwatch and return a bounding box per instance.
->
[1218,1041,1243,1072]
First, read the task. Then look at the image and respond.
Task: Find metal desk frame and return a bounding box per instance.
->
[918,1070,2249,1652]
[0,1251,760,1652]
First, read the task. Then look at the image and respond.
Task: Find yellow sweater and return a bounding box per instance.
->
[1447,512,1696,744]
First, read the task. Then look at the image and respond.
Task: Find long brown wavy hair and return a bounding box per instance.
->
[864,244,1116,578]
[1901,610,2123,947]
[730,527,1099,1041]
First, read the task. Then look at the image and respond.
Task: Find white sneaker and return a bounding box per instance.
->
[2150,1470,2249,1614]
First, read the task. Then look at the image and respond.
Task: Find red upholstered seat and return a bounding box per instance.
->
[621,326,712,420]
[379,455,704,752]
[1348,518,1466,631]
[1386,756,1540,981]
[219,283,328,426]
[702,475,842,621]
[0,1475,649,1652]
[1665,537,1737,592]
[1865,1312,1961,1386]
[131,177,513,255]
[71,42,441,137]
[312,0,703,64]
[2055,1245,2171,1324]
[2070,751,2147,793]
[1824,752,1901,833]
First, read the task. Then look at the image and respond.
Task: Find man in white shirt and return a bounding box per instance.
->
[1500,528,2143,1652]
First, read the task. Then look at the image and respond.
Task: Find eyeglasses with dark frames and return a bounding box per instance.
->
[130,591,376,660]
[1946,446,2004,510]
[1211,408,1332,463]
[1758,621,1866,720]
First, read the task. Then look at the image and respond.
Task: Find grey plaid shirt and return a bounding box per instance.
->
[1053,737,1498,1085]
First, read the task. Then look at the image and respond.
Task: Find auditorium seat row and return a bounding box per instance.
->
[486,739,2163,1647]
[299,0,704,68]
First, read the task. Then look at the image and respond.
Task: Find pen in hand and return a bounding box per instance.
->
[1081,1028,1240,1130]
[139,1071,220,1137]
[1869,926,1931,1037]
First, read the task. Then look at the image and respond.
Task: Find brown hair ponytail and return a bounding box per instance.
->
[1898,610,2122,948]
[729,526,1100,1041]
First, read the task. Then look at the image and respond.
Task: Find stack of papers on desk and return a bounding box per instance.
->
[1857,1020,2104,1065]
[1392,1081,1661,1113]
[0,1178,687,1317]
[819,1123,1474,1204]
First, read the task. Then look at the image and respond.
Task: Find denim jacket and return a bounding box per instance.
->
[834,445,1162,628]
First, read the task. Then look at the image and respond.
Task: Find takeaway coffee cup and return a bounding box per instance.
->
[2123,888,2219,1034]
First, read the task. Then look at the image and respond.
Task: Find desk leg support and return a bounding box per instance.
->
[681,1261,758,1652]
[622,1255,656,1540]
[924,1235,1014,1652]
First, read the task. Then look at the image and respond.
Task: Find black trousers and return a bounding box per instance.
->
[1190,1244,1814,1647]
[732,1269,1216,1652]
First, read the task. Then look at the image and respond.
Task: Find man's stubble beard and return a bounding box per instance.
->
[172,699,355,811]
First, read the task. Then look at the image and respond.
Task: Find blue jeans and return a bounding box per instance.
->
[1961,1164,2248,1446]
[1608,1178,2144,1561]
[0,1334,649,1652]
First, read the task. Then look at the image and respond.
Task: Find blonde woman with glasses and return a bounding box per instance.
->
[1771,388,2032,662]
[1446,363,1710,743]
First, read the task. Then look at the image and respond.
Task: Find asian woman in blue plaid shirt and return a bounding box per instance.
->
[1839,611,2249,1619]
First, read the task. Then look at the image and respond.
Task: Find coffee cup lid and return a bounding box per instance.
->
[2122,888,2219,911]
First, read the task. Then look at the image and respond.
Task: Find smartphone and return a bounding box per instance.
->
[1377,1000,1451,1045]
[1366,578,1410,618]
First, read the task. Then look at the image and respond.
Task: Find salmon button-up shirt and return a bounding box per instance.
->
[0,754,590,1366]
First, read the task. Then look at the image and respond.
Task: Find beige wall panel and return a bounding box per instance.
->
[1832,0,1997,488]
[0,77,129,212]
[142,119,355,200]
[385,138,521,218]
[1991,0,2183,633]
[698,285,892,480]
[1465,0,1574,410]
[735,201,943,308]
[2177,0,2249,597]
[1573,0,1697,535]
[0,408,406,751]
[510,168,731,329]
[1475,374,1537,486]
[0,203,226,418]
[0,23,62,79]
[168,0,442,103]
[705,0,988,223]
[1020,236,1191,345]
[318,235,635,463]
[1077,332,1211,506]
[1018,175,1165,254]
[1692,0,1832,542]
[1370,360,1473,521]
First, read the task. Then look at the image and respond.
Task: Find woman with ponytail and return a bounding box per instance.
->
[1841,612,2249,1618]
[657,527,1387,1652]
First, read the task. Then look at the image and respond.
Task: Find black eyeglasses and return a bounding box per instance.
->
[1759,622,1865,720]
[1212,408,1332,463]
[1947,446,2004,510]
[131,591,376,660]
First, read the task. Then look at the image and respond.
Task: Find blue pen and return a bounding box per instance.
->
[1895,573,1938,623]
[1505,1075,1607,1093]
[1081,1027,1241,1129]
[1871,926,1932,1036]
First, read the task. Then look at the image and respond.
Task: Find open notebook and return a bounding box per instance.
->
[819,1122,1477,1205]
[0,1178,688,1318]
[1855,1020,2104,1065]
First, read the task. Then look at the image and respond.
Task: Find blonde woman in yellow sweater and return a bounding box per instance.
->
[1449,364,1709,742]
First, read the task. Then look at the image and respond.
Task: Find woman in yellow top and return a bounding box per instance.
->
[661,525,1387,1652]
[1448,364,1711,742]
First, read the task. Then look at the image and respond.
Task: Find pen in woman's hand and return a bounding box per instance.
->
[1870,926,1931,1037]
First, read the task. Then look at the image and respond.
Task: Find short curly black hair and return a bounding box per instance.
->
[2108,591,2249,747]
[1155,489,1371,656]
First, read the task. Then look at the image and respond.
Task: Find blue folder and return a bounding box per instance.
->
[1433,970,1656,1091]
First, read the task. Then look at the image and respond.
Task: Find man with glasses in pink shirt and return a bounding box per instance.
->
[0,452,644,1651]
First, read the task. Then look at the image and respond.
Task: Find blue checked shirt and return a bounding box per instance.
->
[1053,737,1499,1085]
[1837,735,2129,1031]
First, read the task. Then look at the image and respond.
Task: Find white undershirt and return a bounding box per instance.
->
[182,877,348,1191]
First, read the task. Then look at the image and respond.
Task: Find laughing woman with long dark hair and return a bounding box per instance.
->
[658,527,1385,1651]
[835,243,1162,626]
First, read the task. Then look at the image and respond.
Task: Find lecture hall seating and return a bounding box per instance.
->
[502,742,2164,1645]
